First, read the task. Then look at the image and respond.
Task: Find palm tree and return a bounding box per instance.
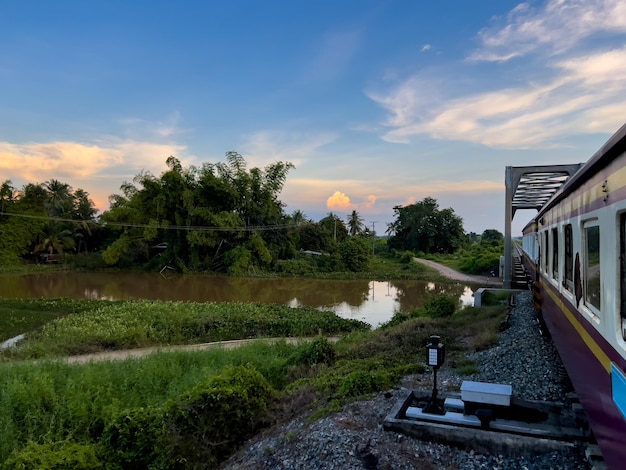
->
[0,180,15,218]
[347,210,364,236]
[72,189,97,252]
[44,179,73,218]
[34,220,75,256]
[290,209,309,227]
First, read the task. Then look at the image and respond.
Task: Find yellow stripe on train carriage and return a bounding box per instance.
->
[543,283,612,374]
[543,165,626,224]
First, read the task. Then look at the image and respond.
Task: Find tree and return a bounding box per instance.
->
[34,220,76,255]
[338,237,370,272]
[101,153,294,271]
[481,229,504,246]
[44,179,73,218]
[290,210,309,227]
[388,197,466,254]
[347,210,364,236]
[0,180,15,216]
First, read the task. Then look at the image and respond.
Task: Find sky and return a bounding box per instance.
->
[2,0,626,236]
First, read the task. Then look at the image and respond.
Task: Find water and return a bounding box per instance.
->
[0,272,479,328]
[0,334,25,349]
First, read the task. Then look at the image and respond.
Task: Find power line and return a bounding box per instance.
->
[0,211,297,233]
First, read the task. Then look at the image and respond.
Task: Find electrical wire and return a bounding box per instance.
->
[0,211,296,232]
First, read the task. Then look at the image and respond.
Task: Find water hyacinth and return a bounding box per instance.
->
[2,300,370,359]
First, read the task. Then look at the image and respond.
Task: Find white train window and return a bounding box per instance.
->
[584,224,601,311]
[564,224,573,292]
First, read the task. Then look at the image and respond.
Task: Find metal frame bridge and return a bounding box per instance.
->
[503,164,583,288]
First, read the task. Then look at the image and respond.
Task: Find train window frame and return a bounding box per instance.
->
[539,230,550,274]
[563,224,573,292]
[551,227,559,281]
[583,221,601,314]
[618,212,626,341]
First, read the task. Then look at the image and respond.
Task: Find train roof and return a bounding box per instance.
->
[535,122,626,218]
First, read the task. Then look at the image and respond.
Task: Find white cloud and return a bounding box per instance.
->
[421,44,432,52]
[119,111,190,139]
[368,0,626,149]
[471,0,626,62]
[239,130,338,167]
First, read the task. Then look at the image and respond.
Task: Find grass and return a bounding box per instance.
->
[0,298,107,343]
[0,340,304,462]
[0,298,508,466]
[0,300,370,360]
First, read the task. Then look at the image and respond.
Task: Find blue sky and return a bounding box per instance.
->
[2,0,626,235]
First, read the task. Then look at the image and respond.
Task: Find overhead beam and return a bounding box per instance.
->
[503,164,582,288]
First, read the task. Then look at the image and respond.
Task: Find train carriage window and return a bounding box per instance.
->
[551,228,559,280]
[584,224,601,311]
[564,224,573,292]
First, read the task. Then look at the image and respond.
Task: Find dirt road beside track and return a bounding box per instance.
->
[414,258,502,287]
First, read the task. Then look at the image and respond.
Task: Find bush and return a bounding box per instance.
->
[163,365,276,467]
[399,251,416,264]
[338,237,370,272]
[275,259,317,276]
[99,407,167,469]
[288,337,336,366]
[3,441,103,470]
[100,365,276,469]
[423,295,456,318]
[336,369,395,398]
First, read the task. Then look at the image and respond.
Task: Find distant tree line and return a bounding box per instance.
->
[0,152,503,274]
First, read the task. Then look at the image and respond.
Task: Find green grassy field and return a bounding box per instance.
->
[0,253,508,468]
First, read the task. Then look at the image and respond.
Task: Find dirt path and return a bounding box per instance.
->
[414,258,502,287]
[65,336,339,364]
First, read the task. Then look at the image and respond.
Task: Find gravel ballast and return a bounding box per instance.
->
[223,290,590,470]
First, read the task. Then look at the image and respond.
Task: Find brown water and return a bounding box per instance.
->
[0,272,477,327]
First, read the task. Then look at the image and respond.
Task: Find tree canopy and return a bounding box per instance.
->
[101,153,295,272]
[0,179,97,264]
[387,197,466,254]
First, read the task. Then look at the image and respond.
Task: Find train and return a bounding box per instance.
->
[520,123,626,469]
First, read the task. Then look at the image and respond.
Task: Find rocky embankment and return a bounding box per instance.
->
[223,290,590,470]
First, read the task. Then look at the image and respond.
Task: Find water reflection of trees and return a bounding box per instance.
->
[2,273,474,314]
[391,280,472,313]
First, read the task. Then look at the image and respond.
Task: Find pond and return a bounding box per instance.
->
[0,272,479,328]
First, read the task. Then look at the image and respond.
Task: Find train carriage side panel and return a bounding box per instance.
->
[529,126,626,469]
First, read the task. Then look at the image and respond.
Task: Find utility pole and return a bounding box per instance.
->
[371,221,378,256]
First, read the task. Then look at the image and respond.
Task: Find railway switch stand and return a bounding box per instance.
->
[423,335,446,415]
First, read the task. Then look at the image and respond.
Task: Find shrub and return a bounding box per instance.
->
[288,337,336,366]
[423,295,456,318]
[99,406,167,469]
[399,251,416,264]
[101,365,277,469]
[338,237,370,272]
[3,441,103,470]
[163,365,276,468]
[275,259,317,276]
[336,369,395,398]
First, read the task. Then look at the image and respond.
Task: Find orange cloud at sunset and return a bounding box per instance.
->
[0,141,124,180]
[326,191,353,210]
